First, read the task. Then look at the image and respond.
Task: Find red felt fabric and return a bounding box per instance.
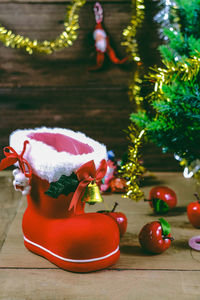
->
[23,173,120,272]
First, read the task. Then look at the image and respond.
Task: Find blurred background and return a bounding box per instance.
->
[0,0,181,172]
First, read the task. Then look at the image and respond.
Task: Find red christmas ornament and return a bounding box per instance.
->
[139,218,173,254]
[0,128,120,273]
[145,186,177,214]
[89,2,128,71]
[187,193,200,228]
[100,159,116,192]
[110,177,126,193]
[97,202,127,237]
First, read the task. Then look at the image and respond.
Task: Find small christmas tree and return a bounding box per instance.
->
[131,0,200,174]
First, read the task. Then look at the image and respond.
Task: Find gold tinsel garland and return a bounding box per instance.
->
[120,0,146,201]
[148,53,200,96]
[0,0,85,55]
[122,0,145,109]
[121,125,145,202]
[122,0,145,62]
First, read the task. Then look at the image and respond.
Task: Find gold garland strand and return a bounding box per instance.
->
[120,0,146,201]
[122,0,145,62]
[122,0,145,109]
[0,0,85,55]
[120,125,145,202]
[148,54,200,96]
[119,0,146,201]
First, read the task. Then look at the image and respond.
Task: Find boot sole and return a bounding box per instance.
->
[24,235,120,273]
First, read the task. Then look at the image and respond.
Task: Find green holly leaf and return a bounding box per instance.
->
[152,198,169,214]
[159,218,171,236]
[45,173,79,198]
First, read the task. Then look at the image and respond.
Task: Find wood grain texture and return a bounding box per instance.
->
[0,2,131,88]
[0,87,131,156]
[0,171,21,250]
[0,172,199,270]
[0,0,177,171]
[0,87,181,171]
[0,172,200,299]
[0,269,200,300]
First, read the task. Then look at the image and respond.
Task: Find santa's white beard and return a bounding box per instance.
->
[95,38,107,52]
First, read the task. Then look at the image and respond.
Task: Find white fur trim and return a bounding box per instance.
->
[95,39,107,52]
[93,29,107,40]
[10,127,107,183]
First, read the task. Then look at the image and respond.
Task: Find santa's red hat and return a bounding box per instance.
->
[93,1,106,39]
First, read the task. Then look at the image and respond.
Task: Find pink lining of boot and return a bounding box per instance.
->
[28,132,93,155]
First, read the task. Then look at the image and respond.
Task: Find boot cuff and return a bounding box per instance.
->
[10,127,107,182]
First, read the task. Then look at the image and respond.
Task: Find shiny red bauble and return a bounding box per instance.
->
[110,178,127,193]
[108,211,127,237]
[97,202,127,237]
[139,219,173,254]
[187,194,200,228]
[148,186,177,214]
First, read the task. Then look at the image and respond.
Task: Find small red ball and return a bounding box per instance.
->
[107,211,127,237]
[139,220,172,254]
[187,201,200,228]
[110,178,126,193]
[148,186,177,214]
[97,203,127,237]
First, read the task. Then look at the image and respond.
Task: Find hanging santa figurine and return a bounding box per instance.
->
[89,2,128,70]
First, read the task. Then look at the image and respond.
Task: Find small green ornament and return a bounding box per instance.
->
[159,218,171,236]
[152,198,169,214]
[45,173,79,198]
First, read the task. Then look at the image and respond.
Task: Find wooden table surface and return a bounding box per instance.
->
[0,172,200,299]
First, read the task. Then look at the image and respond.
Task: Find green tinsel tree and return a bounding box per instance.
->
[131,0,200,167]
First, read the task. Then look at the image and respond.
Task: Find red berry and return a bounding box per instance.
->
[110,178,126,193]
[148,186,177,214]
[187,194,200,228]
[97,203,127,237]
[139,219,173,254]
[108,211,127,237]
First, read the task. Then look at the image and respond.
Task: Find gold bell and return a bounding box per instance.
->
[81,181,103,205]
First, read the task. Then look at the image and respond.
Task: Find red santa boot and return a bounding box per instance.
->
[1,127,120,273]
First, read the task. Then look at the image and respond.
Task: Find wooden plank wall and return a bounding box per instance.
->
[0,0,181,171]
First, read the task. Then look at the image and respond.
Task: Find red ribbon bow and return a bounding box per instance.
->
[0,140,32,180]
[69,159,107,212]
